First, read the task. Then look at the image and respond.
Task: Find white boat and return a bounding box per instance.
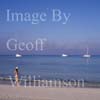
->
[83,47,91,58]
[16,54,22,57]
[62,54,68,57]
[83,54,91,58]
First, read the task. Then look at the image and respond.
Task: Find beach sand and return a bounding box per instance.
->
[0,85,100,100]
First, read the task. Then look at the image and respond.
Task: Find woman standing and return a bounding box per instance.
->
[14,67,19,86]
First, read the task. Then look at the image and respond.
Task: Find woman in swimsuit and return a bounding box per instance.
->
[14,67,19,86]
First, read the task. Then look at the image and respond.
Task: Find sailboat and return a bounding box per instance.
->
[62,54,68,57]
[16,54,22,57]
[83,47,91,58]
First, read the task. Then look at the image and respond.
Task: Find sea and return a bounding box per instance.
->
[0,55,100,85]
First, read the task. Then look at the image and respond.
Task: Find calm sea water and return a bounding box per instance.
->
[0,55,100,82]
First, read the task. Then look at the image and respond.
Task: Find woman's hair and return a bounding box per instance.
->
[15,67,19,74]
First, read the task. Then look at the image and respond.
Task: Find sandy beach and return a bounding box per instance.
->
[0,85,100,100]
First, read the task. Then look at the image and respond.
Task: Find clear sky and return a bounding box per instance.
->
[0,0,100,55]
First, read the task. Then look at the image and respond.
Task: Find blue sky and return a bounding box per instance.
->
[0,0,100,55]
